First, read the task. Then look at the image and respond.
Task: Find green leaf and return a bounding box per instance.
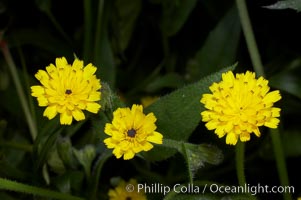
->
[93,1,116,87]
[113,0,142,51]
[161,0,198,36]
[47,148,66,174]
[182,143,223,181]
[157,139,223,182]
[269,66,301,99]
[94,29,116,87]
[186,6,240,80]
[145,73,185,92]
[264,0,301,12]
[57,137,77,168]
[73,145,96,179]
[52,170,84,194]
[53,174,71,194]
[7,29,72,56]
[143,64,236,161]
[34,125,63,170]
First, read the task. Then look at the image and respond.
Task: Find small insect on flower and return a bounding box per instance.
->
[31,57,101,125]
[104,104,163,160]
[200,71,281,145]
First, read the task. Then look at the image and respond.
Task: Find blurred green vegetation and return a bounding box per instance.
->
[1,0,301,199]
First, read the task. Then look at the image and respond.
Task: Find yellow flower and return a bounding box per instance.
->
[108,179,147,200]
[31,57,101,125]
[200,71,281,145]
[104,104,163,160]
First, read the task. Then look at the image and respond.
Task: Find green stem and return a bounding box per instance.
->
[0,177,84,200]
[0,40,38,140]
[89,150,112,200]
[236,1,291,200]
[270,129,291,200]
[16,44,37,131]
[127,61,164,96]
[162,139,193,183]
[83,0,92,62]
[235,0,265,77]
[94,0,104,64]
[161,138,182,151]
[235,141,246,186]
[181,143,194,184]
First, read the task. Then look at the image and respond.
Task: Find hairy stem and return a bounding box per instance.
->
[0,177,84,200]
[236,0,265,77]
[0,39,37,140]
[236,1,291,200]
[235,141,246,186]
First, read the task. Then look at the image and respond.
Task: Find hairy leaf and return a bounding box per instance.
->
[143,64,236,161]
[264,0,301,12]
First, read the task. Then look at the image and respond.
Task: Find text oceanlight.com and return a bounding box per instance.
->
[126,183,295,196]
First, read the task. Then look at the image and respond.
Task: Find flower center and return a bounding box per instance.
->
[126,197,132,200]
[65,89,72,95]
[127,129,136,138]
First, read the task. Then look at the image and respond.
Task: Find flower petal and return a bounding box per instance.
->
[55,57,68,69]
[147,131,163,144]
[72,59,84,70]
[103,104,163,160]
[86,102,101,113]
[31,57,102,125]
[123,150,135,160]
[83,63,97,79]
[226,132,238,145]
[112,147,123,159]
[43,105,57,119]
[72,109,85,121]
[60,112,73,125]
[31,85,45,96]
[200,70,281,145]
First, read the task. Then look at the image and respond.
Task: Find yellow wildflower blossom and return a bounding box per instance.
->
[200,71,281,145]
[31,57,101,125]
[104,104,163,160]
[108,179,147,200]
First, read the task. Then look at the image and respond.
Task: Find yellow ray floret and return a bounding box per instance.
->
[200,71,281,145]
[108,179,147,200]
[104,104,163,160]
[31,57,101,125]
